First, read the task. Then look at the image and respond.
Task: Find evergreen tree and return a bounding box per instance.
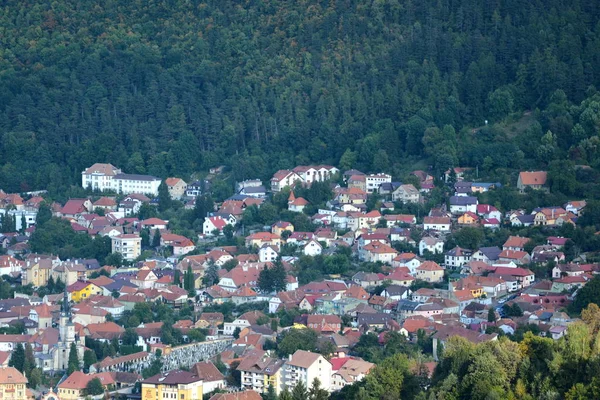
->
[9,343,25,372]
[308,378,329,400]
[20,214,26,234]
[291,380,308,400]
[67,342,80,374]
[158,181,172,212]
[152,229,162,248]
[28,368,42,388]
[24,343,35,376]
[488,308,496,322]
[83,349,98,370]
[264,384,278,400]
[36,203,52,227]
[202,262,220,287]
[86,377,104,395]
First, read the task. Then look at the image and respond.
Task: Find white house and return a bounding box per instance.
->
[203,216,229,236]
[271,170,302,192]
[423,217,451,232]
[365,173,392,193]
[449,196,478,214]
[259,245,279,262]
[284,350,333,391]
[444,247,472,269]
[419,236,444,256]
[303,240,323,256]
[392,184,420,203]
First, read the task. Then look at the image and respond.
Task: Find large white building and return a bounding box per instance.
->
[284,350,332,392]
[111,174,161,196]
[82,164,161,196]
[365,173,392,193]
[111,234,142,260]
[81,163,122,191]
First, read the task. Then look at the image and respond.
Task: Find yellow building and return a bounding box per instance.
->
[237,350,285,395]
[142,370,203,400]
[22,258,53,287]
[58,371,115,400]
[271,221,294,237]
[0,366,28,400]
[457,212,479,225]
[67,281,103,303]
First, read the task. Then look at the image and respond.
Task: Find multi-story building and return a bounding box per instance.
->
[237,350,285,394]
[365,173,391,193]
[81,163,122,191]
[0,367,28,400]
[111,234,142,260]
[141,370,203,400]
[111,174,161,196]
[283,350,332,392]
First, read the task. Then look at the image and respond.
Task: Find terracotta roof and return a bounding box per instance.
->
[519,171,547,186]
[165,178,184,186]
[287,350,325,369]
[83,163,120,176]
[210,391,262,400]
[62,199,89,215]
[424,216,451,225]
[59,371,114,390]
[503,236,530,249]
[417,261,443,271]
[0,367,27,384]
[140,218,168,226]
[93,197,117,207]
[192,361,225,383]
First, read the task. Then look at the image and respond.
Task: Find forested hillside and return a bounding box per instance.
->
[1,0,600,194]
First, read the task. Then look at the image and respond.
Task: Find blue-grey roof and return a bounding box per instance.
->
[477,246,502,260]
[450,196,478,205]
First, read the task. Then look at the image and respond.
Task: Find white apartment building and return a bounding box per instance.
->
[365,173,392,193]
[82,164,161,196]
[81,163,122,191]
[111,234,142,260]
[111,174,161,196]
[284,350,332,392]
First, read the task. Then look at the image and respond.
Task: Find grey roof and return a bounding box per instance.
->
[384,285,409,296]
[449,196,478,205]
[518,215,535,223]
[477,247,502,261]
[397,300,420,311]
[357,312,392,325]
[113,173,160,182]
[240,186,266,194]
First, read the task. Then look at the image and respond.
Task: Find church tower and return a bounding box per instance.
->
[55,286,82,371]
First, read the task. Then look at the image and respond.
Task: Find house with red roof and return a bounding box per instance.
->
[139,218,168,230]
[245,232,282,248]
[60,199,93,218]
[165,177,187,200]
[517,171,548,193]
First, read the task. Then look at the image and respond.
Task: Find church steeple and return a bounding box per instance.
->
[61,285,71,319]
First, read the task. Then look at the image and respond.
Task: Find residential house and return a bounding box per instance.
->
[303,240,323,257]
[165,178,187,200]
[445,247,472,269]
[330,358,374,391]
[423,217,451,232]
[498,249,531,265]
[517,171,548,193]
[564,200,586,215]
[415,261,444,283]
[292,165,339,184]
[457,212,479,225]
[392,184,420,203]
[360,242,398,264]
[223,311,268,336]
[503,236,530,252]
[392,253,421,274]
[380,285,411,301]
[203,216,231,236]
[419,236,444,256]
[259,245,279,263]
[449,196,478,214]
[287,192,309,213]
[111,234,142,260]
[489,267,535,290]
[471,247,501,265]
[93,197,117,211]
[237,350,285,395]
[365,174,392,193]
[283,350,332,391]
[245,233,282,248]
[68,281,103,303]
[347,175,367,192]
[476,204,502,221]
[306,315,342,334]
[60,198,93,218]
[271,221,294,237]
[534,207,568,226]
[270,170,302,192]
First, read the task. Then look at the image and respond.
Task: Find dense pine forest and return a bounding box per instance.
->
[1,0,600,195]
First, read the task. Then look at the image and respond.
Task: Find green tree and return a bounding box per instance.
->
[158,180,172,212]
[83,349,98,370]
[278,328,318,357]
[152,228,162,248]
[202,262,220,287]
[292,380,308,400]
[488,308,496,322]
[86,377,105,395]
[68,342,80,374]
[28,368,42,389]
[9,343,25,372]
